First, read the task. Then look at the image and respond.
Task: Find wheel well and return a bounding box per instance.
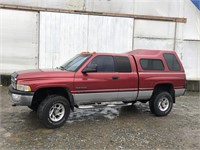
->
[153,84,175,103]
[32,87,72,109]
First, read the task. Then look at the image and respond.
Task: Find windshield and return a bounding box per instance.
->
[59,54,91,72]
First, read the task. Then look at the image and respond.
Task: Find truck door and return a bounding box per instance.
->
[73,55,120,104]
[114,56,138,101]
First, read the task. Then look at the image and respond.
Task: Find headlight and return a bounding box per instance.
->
[17,84,31,92]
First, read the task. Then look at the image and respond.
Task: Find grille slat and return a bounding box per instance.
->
[11,72,17,89]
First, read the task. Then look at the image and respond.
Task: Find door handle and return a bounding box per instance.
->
[112,76,119,80]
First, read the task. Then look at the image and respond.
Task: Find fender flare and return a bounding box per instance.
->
[66,90,75,111]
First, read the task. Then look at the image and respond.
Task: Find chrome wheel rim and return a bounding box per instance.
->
[49,103,65,122]
[158,96,170,112]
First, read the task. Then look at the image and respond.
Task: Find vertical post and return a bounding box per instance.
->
[173,22,177,51]
[132,18,135,50]
[86,14,90,52]
[37,11,40,69]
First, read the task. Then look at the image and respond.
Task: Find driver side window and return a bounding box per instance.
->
[86,56,115,72]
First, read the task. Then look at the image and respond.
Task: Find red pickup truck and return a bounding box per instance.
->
[9,50,186,128]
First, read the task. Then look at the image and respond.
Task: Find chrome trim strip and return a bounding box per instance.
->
[137,90,153,100]
[175,88,185,97]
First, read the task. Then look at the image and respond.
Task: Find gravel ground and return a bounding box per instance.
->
[0,86,199,150]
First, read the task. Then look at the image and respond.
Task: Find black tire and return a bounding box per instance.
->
[150,92,173,116]
[149,99,155,114]
[37,95,70,129]
[28,104,39,112]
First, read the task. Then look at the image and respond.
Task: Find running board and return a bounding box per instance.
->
[78,102,134,109]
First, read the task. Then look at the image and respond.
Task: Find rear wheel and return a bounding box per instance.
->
[149,92,173,116]
[37,95,70,128]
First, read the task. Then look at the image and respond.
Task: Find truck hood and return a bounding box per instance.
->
[16,69,75,80]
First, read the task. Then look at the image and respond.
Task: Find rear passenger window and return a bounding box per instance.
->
[115,56,132,72]
[140,59,164,70]
[163,53,181,71]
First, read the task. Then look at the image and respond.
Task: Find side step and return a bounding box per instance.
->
[78,102,134,109]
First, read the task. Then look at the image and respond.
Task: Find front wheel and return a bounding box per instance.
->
[28,103,39,111]
[37,95,70,128]
[149,92,173,116]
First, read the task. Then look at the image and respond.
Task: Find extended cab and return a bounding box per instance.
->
[9,50,186,128]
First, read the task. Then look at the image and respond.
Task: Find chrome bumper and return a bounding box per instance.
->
[9,86,34,106]
[9,93,33,106]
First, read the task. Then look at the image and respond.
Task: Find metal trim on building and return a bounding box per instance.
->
[0,3,187,23]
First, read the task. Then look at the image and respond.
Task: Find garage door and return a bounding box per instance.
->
[39,12,133,68]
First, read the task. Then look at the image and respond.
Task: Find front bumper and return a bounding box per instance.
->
[8,85,34,106]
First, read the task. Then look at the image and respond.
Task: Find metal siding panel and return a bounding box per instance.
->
[0,9,38,74]
[176,40,200,80]
[85,0,134,14]
[183,0,200,40]
[39,12,88,68]
[40,12,133,68]
[85,0,184,17]
[0,0,84,10]
[88,15,133,53]
[134,38,174,50]
[134,20,175,39]
[132,0,185,18]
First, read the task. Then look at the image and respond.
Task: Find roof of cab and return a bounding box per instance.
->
[81,49,175,57]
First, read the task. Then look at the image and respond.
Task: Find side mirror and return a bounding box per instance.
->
[82,64,97,74]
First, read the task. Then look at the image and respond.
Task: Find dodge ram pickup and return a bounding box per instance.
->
[9,50,186,128]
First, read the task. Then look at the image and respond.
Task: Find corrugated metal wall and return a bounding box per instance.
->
[85,0,200,80]
[39,12,88,68]
[0,0,199,80]
[0,0,84,10]
[0,9,39,74]
[39,11,200,80]
[133,20,175,50]
[39,12,133,68]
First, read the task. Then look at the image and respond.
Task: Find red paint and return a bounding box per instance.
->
[15,50,186,94]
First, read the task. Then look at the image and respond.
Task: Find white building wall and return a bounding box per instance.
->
[85,0,185,17]
[39,12,88,68]
[86,0,200,80]
[39,12,133,68]
[0,0,199,80]
[176,41,200,80]
[87,16,133,53]
[0,0,85,10]
[133,20,175,50]
[178,0,200,80]
[0,9,39,74]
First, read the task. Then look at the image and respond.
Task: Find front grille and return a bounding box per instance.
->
[11,78,16,89]
[11,72,17,89]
